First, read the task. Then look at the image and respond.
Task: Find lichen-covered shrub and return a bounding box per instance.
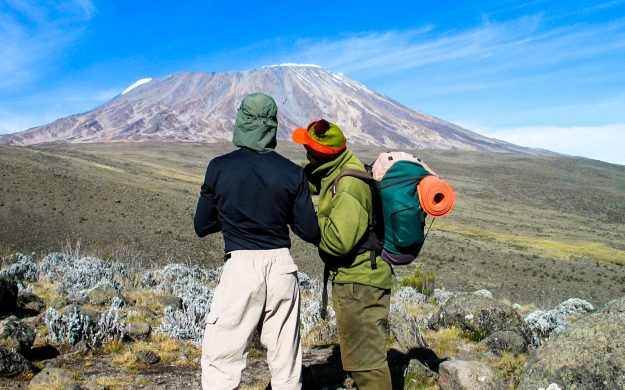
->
[38,252,74,279]
[525,298,595,345]
[156,263,220,288]
[0,252,38,281]
[39,253,126,295]
[44,302,126,348]
[154,263,215,343]
[393,286,427,306]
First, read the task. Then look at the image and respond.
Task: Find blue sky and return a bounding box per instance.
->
[1,0,625,165]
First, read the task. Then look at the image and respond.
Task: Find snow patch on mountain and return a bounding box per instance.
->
[121,78,153,95]
[266,63,321,68]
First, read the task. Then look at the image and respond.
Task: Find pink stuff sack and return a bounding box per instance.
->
[371,151,437,181]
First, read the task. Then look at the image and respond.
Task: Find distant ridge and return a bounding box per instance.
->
[0,65,549,155]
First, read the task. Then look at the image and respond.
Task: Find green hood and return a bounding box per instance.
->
[232,93,278,153]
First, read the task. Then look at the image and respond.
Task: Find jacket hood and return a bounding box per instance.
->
[232,93,278,153]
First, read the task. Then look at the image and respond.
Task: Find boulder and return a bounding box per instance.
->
[86,282,122,306]
[0,346,30,377]
[126,322,151,341]
[156,294,183,310]
[29,366,73,387]
[16,291,45,313]
[480,331,527,355]
[434,289,454,306]
[439,359,505,390]
[518,296,625,390]
[429,293,532,343]
[302,346,344,389]
[0,316,35,354]
[135,349,161,365]
[0,276,18,314]
[389,310,428,352]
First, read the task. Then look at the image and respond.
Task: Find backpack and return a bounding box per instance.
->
[332,151,453,266]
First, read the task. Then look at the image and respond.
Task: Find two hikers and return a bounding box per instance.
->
[194,93,320,389]
[292,120,394,390]
[194,93,394,390]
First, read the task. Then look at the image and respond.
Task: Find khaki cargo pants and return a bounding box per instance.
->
[333,283,392,390]
[201,248,302,390]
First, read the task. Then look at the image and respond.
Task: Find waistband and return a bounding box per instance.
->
[226,248,291,261]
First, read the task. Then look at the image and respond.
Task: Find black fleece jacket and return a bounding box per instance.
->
[194,147,320,252]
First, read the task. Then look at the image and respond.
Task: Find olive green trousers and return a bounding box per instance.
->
[332,283,392,390]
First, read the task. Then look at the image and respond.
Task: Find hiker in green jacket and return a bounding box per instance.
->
[292,119,394,390]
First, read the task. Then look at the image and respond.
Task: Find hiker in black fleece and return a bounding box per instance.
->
[194,147,320,251]
[193,93,319,390]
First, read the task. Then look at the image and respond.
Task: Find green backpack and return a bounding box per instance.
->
[332,152,435,266]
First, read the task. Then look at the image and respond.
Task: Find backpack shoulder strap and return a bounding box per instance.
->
[331,169,375,196]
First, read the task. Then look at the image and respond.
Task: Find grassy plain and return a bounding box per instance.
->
[1,142,624,308]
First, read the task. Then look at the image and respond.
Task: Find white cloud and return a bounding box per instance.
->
[0,1,95,90]
[271,16,625,84]
[481,124,625,166]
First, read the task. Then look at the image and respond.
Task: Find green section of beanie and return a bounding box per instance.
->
[308,120,346,149]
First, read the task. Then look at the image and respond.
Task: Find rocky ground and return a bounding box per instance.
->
[1,251,624,390]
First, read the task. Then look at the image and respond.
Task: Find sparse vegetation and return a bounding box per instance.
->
[400,269,436,296]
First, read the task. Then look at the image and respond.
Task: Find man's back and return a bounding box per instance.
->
[194,147,319,252]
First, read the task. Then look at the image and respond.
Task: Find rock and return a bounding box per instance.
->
[433,289,454,306]
[86,282,122,306]
[136,349,161,365]
[16,291,45,313]
[389,311,428,352]
[29,366,73,387]
[303,320,337,346]
[70,340,90,354]
[473,289,493,299]
[518,296,625,390]
[0,346,30,377]
[126,322,151,340]
[439,359,505,390]
[302,346,344,389]
[429,293,532,343]
[156,294,183,309]
[0,276,18,314]
[481,331,527,355]
[0,316,36,354]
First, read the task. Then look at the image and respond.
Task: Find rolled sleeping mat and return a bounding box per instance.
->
[417,175,455,217]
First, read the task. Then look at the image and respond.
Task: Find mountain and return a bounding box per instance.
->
[0,64,544,153]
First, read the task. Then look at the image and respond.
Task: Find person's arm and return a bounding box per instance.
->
[194,162,221,237]
[290,170,321,245]
[318,179,370,257]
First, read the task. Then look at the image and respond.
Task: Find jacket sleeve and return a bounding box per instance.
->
[318,181,370,257]
[290,170,321,245]
[194,162,221,237]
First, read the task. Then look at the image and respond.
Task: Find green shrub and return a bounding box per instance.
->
[400,269,435,296]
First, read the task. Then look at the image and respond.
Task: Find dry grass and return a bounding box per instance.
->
[94,375,132,389]
[111,351,140,368]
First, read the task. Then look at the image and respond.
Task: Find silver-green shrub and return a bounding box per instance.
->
[39,253,126,294]
[0,252,38,281]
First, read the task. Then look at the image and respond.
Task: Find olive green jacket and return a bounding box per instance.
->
[305,149,394,289]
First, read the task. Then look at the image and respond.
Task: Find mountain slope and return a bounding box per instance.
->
[0,65,542,153]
